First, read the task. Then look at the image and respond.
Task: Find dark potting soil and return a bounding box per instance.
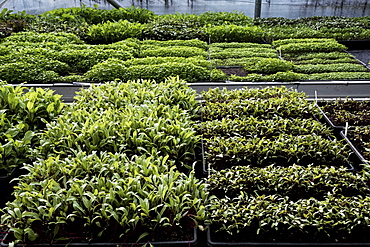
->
[218,67,249,77]
[209,225,370,244]
[347,131,370,161]
[348,50,370,66]
[1,223,196,246]
[326,112,370,126]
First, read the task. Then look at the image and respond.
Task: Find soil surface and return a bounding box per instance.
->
[348,50,370,67]
[219,67,249,77]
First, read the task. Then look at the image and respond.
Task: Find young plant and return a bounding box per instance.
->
[85,58,210,83]
[86,20,144,44]
[200,117,333,139]
[201,97,320,121]
[201,86,307,102]
[319,100,370,126]
[206,24,263,43]
[205,134,350,170]
[0,82,64,174]
[1,152,208,244]
[208,165,369,200]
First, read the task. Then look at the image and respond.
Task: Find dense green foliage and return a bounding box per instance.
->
[208,38,369,82]
[142,16,207,41]
[255,16,370,42]
[200,117,332,138]
[141,39,208,49]
[320,100,370,127]
[201,86,306,101]
[244,58,294,74]
[347,127,370,163]
[210,47,277,59]
[268,38,369,81]
[228,71,304,82]
[294,63,368,74]
[3,152,207,243]
[1,8,370,83]
[138,46,208,58]
[209,194,370,242]
[1,77,208,244]
[208,165,369,199]
[201,98,320,120]
[39,5,155,24]
[1,5,370,244]
[2,7,370,42]
[201,87,370,242]
[2,31,83,44]
[85,58,211,83]
[206,25,264,43]
[0,81,64,174]
[86,20,145,43]
[0,33,215,83]
[304,72,370,81]
[205,134,350,169]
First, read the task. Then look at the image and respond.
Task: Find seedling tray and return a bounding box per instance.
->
[315,103,351,130]
[0,168,21,208]
[316,101,367,132]
[207,227,370,246]
[189,82,370,99]
[340,130,370,167]
[201,132,355,176]
[0,228,198,247]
